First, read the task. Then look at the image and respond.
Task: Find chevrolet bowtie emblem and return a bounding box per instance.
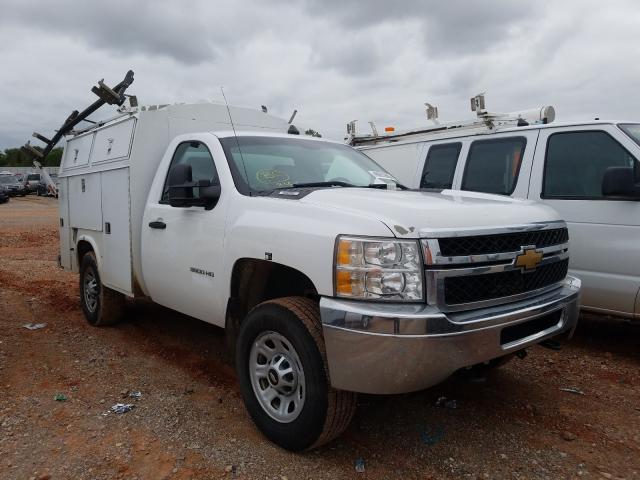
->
[514,247,543,272]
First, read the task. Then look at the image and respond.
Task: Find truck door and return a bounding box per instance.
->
[141,139,228,325]
[528,124,640,317]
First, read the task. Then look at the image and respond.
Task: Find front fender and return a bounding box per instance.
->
[223,195,394,298]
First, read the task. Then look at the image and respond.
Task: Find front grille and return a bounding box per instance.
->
[438,228,568,257]
[444,259,568,305]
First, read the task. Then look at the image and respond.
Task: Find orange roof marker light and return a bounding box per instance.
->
[384,126,395,133]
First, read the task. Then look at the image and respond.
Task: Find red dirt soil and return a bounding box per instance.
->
[0,196,638,479]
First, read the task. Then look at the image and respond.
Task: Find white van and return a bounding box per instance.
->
[350,106,640,320]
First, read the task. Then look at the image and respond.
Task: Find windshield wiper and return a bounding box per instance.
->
[252,180,408,196]
[285,181,356,188]
[363,182,409,190]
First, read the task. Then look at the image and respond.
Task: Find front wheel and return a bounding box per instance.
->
[235,297,357,451]
[79,252,124,326]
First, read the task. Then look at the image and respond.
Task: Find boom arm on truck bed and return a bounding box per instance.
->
[21,70,135,162]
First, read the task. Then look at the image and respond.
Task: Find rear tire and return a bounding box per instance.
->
[79,252,124,326]
[236,297,357,451]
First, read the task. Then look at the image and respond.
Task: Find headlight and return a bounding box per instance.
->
[334,236,424,301]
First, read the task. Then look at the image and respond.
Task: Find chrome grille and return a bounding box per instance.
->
[438,228,568,257]
[444,259,569,305]
[422,222,570,312]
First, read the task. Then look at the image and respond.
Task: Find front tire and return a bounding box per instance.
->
[79,252,124,326]
[236,297,357,451]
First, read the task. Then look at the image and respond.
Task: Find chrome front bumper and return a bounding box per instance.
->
[321,276,581,394]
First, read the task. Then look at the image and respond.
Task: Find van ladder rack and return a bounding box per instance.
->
[347,93,555,147]
[21,70,135,162]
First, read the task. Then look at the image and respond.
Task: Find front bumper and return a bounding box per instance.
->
[321,276,581,394]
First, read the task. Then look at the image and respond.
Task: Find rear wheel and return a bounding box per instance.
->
[236,297,357,451]
[79,252,124,326]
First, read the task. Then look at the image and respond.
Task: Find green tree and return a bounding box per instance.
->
[304,128,322,138]
[0,146,63,167]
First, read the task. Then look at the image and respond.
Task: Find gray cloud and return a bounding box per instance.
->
[1,0,639,150]
[300,0,536,56]
[0,0,216,64]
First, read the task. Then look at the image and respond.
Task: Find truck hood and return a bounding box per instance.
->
[299,188,562,238]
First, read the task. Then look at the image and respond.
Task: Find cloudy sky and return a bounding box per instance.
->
[0,0,638,150]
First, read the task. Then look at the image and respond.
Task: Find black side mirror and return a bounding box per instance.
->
[200,184,222,210]
[602,166,640,199]
[168,164,194,208]
[169,164,221,209]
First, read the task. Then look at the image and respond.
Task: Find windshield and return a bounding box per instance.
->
[0,176,14,184]
[27,174,40,181]
[219,136,398,194]
[619,124,640,147]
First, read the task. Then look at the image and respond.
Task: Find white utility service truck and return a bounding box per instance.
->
[349,95,639,320]
[26,74,581,450]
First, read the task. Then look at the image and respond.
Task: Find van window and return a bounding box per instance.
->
[461,137,526,195]
[160,141,219,203]
[543,131,638,199]
[420,143,461,189]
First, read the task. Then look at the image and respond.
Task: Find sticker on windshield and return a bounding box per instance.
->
[256,169,292,188]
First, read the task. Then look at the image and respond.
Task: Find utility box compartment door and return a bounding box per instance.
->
[62,132,94,169]
[92,118,136,164]
[57,177,72,269]
[100,168,132,294]
[68,173,103,231]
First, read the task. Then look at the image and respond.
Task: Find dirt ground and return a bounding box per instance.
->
[0,196,638,480]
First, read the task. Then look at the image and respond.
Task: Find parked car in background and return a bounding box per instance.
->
[23,173,42,193]
[349,97,640,320]
[0,184,9,203]
[0,174,27,196]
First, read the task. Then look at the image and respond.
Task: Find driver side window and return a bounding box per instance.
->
[160,141,219,203]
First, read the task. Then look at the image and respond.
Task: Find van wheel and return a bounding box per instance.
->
[79,252,124,326]
[236,297,357,451]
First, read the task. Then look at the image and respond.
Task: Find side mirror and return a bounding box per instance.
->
[602,166,640,199]
[168,164,194,208]
[168,164,221,209]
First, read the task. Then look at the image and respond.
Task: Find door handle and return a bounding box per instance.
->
[148,220,166,230]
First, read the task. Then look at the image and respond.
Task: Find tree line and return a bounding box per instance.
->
[0,147,63,168]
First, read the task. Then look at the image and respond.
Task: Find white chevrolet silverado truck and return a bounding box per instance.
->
[32,75,581,451]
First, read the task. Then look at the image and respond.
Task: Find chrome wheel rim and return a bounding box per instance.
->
[249,331,305,423]
[83,270,99,313]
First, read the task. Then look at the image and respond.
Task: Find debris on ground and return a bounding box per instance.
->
[54,394,67,402]
[560,387,585,395]
[561,431,577,441]
[435,396,458,409]
[354,457,366,473]
[23,322,47,330]
[420,426,445,445]
[110,403,135,414]
[128,391,142,399]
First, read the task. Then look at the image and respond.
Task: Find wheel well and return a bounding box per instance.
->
[225,259,318,349]
[76,240,94,265]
